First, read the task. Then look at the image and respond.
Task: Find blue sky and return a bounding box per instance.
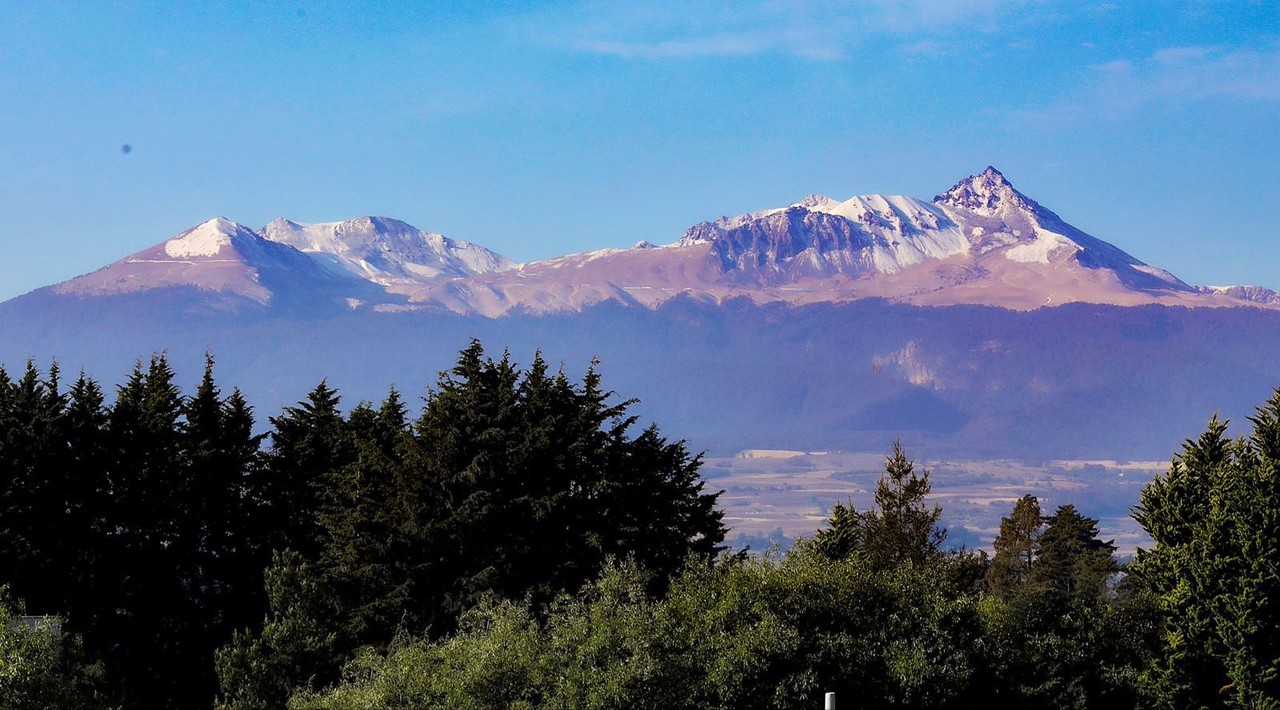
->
[1,1,1277,300]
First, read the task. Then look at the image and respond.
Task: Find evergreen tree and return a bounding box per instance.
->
[0,361,68,611]
[57,373,112,650]
[809,500,863,560]
[987,494,1043,600]
[1132,394,1280,706]
[861,440,945,570]
[317,389,416,646]
[1129,417,1231,708]
[1027,504,1117,600]
[217,341,726,707]
[263,380,352,558]
[87,356,180,705]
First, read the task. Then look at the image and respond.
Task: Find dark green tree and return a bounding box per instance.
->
[1027,504,1118,601]
[263,380,353,558]
[986,495,1043,600]
[1131,394,1280,707]
[809,499,863,560]
[217,341,727,707]
[983,496,1044,603]
[861,440,945,570]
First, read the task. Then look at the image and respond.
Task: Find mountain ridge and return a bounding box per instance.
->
[25,168,1280,315]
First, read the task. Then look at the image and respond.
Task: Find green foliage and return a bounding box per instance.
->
[806,440,945,574]
[7,346,1280,710]
[1131,393,1280,707]
[979,495,1140,707]
[0,355,284,707]
[980,590,1157,708]
[809,500,862,560]
[216,551,345,710]
[862,440,946,570]
[1027,504,1118,601]
[0,588,106,709]
[292,551,989,710]
[987,494,1042,600]
[217,340,727,707]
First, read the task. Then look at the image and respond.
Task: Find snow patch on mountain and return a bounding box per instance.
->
[162,217,243,258]
[1198,284,1280,305]
[1004,231,1077,264]
[261,216,517,285]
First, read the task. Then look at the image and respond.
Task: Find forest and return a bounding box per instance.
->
[1,341,1278,708]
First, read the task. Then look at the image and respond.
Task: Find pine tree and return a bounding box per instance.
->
[1130,416,1233,706]
[987,494,1043,600]
[101,354,194,707]
[1132,395,1280,706]
[264,380,351,558]
[1027,504,1117,600]
[57,373,112,643]
[318,389,415,646]
[0,362,70,610]
[861,440,945,570]
[810,499,863,560]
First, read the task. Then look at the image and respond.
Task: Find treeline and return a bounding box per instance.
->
[0,342,724,708]
[287,415,1280,709]
[2,345,1279,708]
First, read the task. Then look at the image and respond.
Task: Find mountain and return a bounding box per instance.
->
[47,215,520,313]
[4,167,1280,463]
[1197,284,1280,304]
[260,216,516,291]
[403,167,1263,315]
[30,168,1275,316]
[51,217,392,312]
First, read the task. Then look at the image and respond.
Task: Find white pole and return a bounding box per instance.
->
[825,691,836,709]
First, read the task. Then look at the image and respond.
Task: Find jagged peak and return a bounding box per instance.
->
[342,215,420,232]
[792,194,840,211]
[933,166,1035,215]
[267,216,422,234]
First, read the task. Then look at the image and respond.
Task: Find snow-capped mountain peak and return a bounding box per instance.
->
[261,216,517,286]
[791,194,842,211]
[35,167,1257,318]
[51,215,390,308]
[932,165,1036,217]
[162,217,257,258]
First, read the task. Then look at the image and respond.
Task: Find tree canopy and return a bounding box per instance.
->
[2,348,1279,709]
[216,340,726,708]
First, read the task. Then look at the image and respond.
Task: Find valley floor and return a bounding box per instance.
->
[710,450,1162,553]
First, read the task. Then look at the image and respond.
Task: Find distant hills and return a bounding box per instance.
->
[4,167,1279,461]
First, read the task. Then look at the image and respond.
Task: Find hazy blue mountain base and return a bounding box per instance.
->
[3,289,1278,463]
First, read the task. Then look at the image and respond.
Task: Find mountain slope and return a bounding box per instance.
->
[52,217,392,311]
[403,167,1258,315]
[260,216,516,290]
[20,167,1279,317]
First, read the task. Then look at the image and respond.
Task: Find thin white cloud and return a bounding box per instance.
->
[581,33,779,60]
[536,0,1024,61]
[1153,44,1280,100]
[1019,40,1280,127]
